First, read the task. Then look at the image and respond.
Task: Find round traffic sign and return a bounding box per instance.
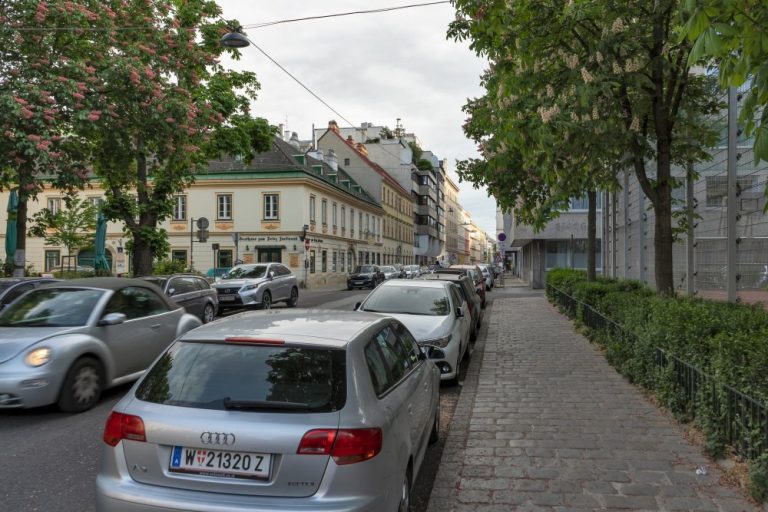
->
[196,217,209,230]
[304,239,310,250]
[497,232,507,242]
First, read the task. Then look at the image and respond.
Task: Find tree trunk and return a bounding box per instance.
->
[131,233,154,276]
[653,176,675,295]
[587,189,596,282]
[13,197,27,276]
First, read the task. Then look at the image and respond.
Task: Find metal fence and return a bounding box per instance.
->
[548,284,768,460]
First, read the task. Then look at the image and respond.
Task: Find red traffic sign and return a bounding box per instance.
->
[304,239,311,250]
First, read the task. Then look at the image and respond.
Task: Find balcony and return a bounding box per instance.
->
[415,224,439,238]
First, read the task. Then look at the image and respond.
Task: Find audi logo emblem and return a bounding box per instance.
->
[200,432,236,446]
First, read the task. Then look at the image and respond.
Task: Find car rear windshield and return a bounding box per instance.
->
[135,342,346,413]
[362,286,450,316]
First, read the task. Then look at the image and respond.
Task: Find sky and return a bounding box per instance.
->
[216,1,498,236]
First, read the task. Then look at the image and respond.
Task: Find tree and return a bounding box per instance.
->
[28,194,97,262]
[449,0,720,294]
[682,1,768,164]
[0,0,97,275]
[64,0,271,276]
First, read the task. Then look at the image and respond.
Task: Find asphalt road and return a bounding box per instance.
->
[0,283,520,512]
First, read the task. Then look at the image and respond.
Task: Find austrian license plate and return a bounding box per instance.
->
[169,446,271,480]
[218,295,236,302]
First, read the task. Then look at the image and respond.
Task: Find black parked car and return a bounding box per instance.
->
[347,265,385,289]
[140,274,218,323]
[0,277,58,311]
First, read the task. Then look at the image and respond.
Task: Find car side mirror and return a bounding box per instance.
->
[455,307,464,318]
[167,288,176,296]
[418,347,427,361]
[268,271,275,279]
[354,301,362,311]
[99,312,127,326]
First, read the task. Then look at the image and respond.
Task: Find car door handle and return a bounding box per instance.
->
[408,404,413,414]
[150,324,161,329]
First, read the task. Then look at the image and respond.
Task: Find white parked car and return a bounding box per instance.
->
[355,280,471,384]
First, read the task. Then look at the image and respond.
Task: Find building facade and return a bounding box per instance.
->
[316,122,414,266]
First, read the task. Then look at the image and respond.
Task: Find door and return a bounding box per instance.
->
[99,286,176,376]
[258,248,281,263]
[449,284,471,351]
[395,323,432,455]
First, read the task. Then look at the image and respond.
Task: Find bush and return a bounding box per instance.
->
[153,259,187,275]
[750,454,768,503]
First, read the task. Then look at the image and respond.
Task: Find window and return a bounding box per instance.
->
[217,250,233,268]
[44,250,60,271]
[47,197,61,215]
[171,250,187,265]
[263,193,279,220]
[168,277,198,296]
[572,239,603,270]
[332,250,337,272]
[88,196,104,209]
[365,341,390,396]
[332,203,337,227]
[173,195,187,220]
[350,208,355,232]
[545,241,569,269]
[217,194,233,220]
[340,250,345,272]
[344,158,350,167]
[706,176,758,208]
[321,250,327,272]
[366,214,370,234]
[341,206,346,228]
[103,286,169,320]
[310,196,316,222]
[359,212,363,237]
[310,250,316,274]
[321,199,328,224]
[373,326,410,382]
[569,194,602,211]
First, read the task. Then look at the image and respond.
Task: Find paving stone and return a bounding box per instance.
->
[423,297,764,512]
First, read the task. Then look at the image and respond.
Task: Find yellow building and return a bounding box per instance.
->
[0,137,384,288]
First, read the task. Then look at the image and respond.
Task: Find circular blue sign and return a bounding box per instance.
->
[497,233,507,242]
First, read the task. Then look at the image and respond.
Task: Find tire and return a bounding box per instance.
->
[202,303,215,323]
[397,465,412,512]
[470,322,478,342]
[58,357,104,413]
[347,285,353,291]
[260,291,272,310]
[429,398,440,445]
[287,287,299,307]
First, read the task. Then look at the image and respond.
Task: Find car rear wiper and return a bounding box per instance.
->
[222,397,312,411]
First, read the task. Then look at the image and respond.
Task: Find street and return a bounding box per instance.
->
[0,284,494,512]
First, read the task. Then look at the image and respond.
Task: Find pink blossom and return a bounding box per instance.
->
[165,117,175,123]
[4,130,14,138]
[15,157,28,164]
[51,135,62,141]
[36,141,52,150]
[20,108,34,119]
[27,134,42,142]
[84,65,96,74]
[184,145,199,152]
[130,70,141,84]
[72,92,85,100]
[46,96,56,104]
[14,97,28,106]
[57,75,68,82]
[24,182,35,190]
[87,113,100,121]
[144,67,155,79]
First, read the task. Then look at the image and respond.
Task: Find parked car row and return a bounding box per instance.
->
[1,259,491,510]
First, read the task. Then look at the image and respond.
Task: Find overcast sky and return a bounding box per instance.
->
[217,1,498,236]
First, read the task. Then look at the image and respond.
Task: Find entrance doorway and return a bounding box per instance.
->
[258,248,282,263]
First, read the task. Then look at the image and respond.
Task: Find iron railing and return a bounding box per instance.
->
[547,284,768,460]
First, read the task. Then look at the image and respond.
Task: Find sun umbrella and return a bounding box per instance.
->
[93,211,110,273]
[5,189,18,269]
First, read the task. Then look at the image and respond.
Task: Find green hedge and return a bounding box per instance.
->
[547,268,768,485]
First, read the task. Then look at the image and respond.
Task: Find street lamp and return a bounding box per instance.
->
[220,29,250,48]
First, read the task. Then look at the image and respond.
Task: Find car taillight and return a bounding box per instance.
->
[297,428,382,465]
[103,411,146,447]
[297,429,337,455]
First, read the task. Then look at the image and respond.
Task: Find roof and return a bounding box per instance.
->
[179,309,389,347]
[379,279,452,290]
[200,137,381,209]
[320,128,412,198]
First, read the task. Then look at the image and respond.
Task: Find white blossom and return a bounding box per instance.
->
[630,116,640,132]
[611,18,625,34]
[581,67,594,84]
[612,61,622,74]
[596,51,604,64]
[546,84,555,98]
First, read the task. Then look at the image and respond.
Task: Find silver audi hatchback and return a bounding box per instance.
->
[96,309,440,511]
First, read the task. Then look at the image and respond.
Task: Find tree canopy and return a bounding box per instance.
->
[449,0,721,294]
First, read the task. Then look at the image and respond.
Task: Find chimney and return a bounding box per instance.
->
[288,132,300,149]
[356,142,368,157]
[328,120,339,133]
[325,149,338,171]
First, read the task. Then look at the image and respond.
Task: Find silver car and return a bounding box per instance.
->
[96,309,440,511]
[214,263,299,311]
[0,278,201,412]
[380,265,399,280]
[356,280,472,383]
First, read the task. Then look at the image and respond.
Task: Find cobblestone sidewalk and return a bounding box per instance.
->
[426,297,765,511]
